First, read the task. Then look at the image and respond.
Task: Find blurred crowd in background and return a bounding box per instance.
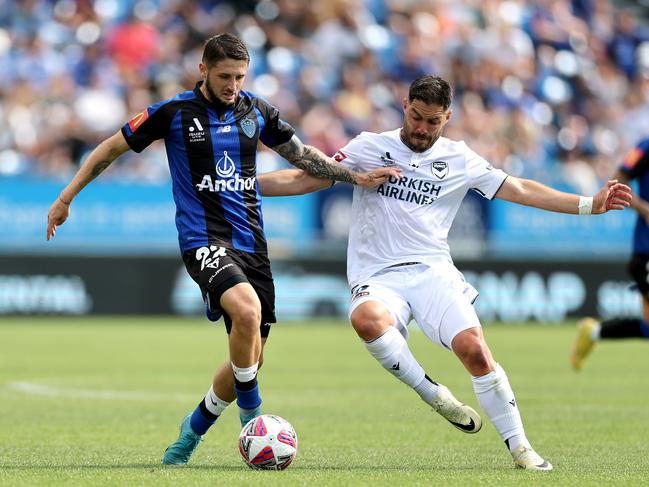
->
[1,0,649,195]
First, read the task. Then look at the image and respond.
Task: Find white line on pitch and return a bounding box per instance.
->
[5,381,196,402]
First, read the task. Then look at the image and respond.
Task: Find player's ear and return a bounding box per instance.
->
[445,109,452,122]
[402,97,408,112]
[199,63,207,78]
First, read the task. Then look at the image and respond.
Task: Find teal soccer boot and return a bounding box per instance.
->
[239,406,262,428]
[162,414,203,465]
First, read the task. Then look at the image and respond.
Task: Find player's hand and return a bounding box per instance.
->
[46,197,71,240]
[355,166,402,188]
[592,179,632,214]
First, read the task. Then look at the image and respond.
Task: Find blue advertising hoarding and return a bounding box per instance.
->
[0,177,318,254]
[487,198,634,258]
[0,176,636,258]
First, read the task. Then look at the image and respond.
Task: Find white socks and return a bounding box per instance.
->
[366,328,533,453]
[472,363,530,452]
[364,326,440,403]
[203,385,231,417]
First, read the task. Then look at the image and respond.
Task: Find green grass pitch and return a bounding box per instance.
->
[0,317,648,486]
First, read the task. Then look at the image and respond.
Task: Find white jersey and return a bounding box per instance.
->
[334,129,508,287]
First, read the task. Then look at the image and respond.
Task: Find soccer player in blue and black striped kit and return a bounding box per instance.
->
[46,33,399,465]
[572,137,649,370]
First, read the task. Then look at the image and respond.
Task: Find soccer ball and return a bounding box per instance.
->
[238,414,298,470]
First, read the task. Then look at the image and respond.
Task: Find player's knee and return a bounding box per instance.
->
[453,336,493,374]
[351,304,392,341]
[231,307,262,335]
[467,348,492,374]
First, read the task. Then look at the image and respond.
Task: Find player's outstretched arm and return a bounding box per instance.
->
[258,169,333,196]
[272,135,400,188]
[46,130,131,240]
[494,176,632,214]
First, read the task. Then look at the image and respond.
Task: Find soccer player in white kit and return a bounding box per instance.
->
[259,75,632,470]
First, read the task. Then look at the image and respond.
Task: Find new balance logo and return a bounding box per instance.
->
[390,362,400,371]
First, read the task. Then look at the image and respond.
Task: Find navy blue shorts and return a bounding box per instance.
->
[182,245,275,337]
[628,253,649,298]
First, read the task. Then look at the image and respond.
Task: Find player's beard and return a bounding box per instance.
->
[401,127,438,153]
[205,79,236,108]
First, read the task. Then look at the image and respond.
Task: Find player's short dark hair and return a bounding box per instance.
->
[408,76,452,110]
[202,33,250,67]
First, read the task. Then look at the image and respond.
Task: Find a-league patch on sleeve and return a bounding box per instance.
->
[128,108,149,133]
[333,150,346,162]
[623,147,643,169]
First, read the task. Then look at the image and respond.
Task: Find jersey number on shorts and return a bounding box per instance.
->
[196,246,227,270]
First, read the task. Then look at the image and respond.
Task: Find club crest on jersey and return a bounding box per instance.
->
[380,151,398,167]
[432,161,448,179]
[241,118,256,138]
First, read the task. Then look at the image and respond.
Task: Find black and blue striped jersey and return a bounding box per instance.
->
[620,137,649,254]
[121,82,295,254]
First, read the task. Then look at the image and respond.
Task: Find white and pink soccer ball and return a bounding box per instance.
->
[238,414,298,470]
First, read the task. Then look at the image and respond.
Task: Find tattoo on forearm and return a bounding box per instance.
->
[91,160,111,177]
[275,137,356,184]
[297,146,356,183]
[274,137,303,163]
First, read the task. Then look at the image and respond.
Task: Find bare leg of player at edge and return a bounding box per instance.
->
[351,301,552,471]
[163,283,265,465]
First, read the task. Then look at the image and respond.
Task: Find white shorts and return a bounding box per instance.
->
[348,262,481,350]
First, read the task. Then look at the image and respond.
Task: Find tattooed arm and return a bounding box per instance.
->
[273,135,399,188]
[46,130,131,240]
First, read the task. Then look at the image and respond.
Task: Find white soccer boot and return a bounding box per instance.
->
[511,445,553,471]
[430,385,482,434]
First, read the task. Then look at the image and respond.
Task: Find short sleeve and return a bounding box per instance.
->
[464,142,508,199]
[620,138,649,180]
[332,133,368,170]
[255,98,295,147]
[121,99,175,153]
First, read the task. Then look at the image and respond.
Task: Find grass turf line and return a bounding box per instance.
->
[0,317,647,486]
